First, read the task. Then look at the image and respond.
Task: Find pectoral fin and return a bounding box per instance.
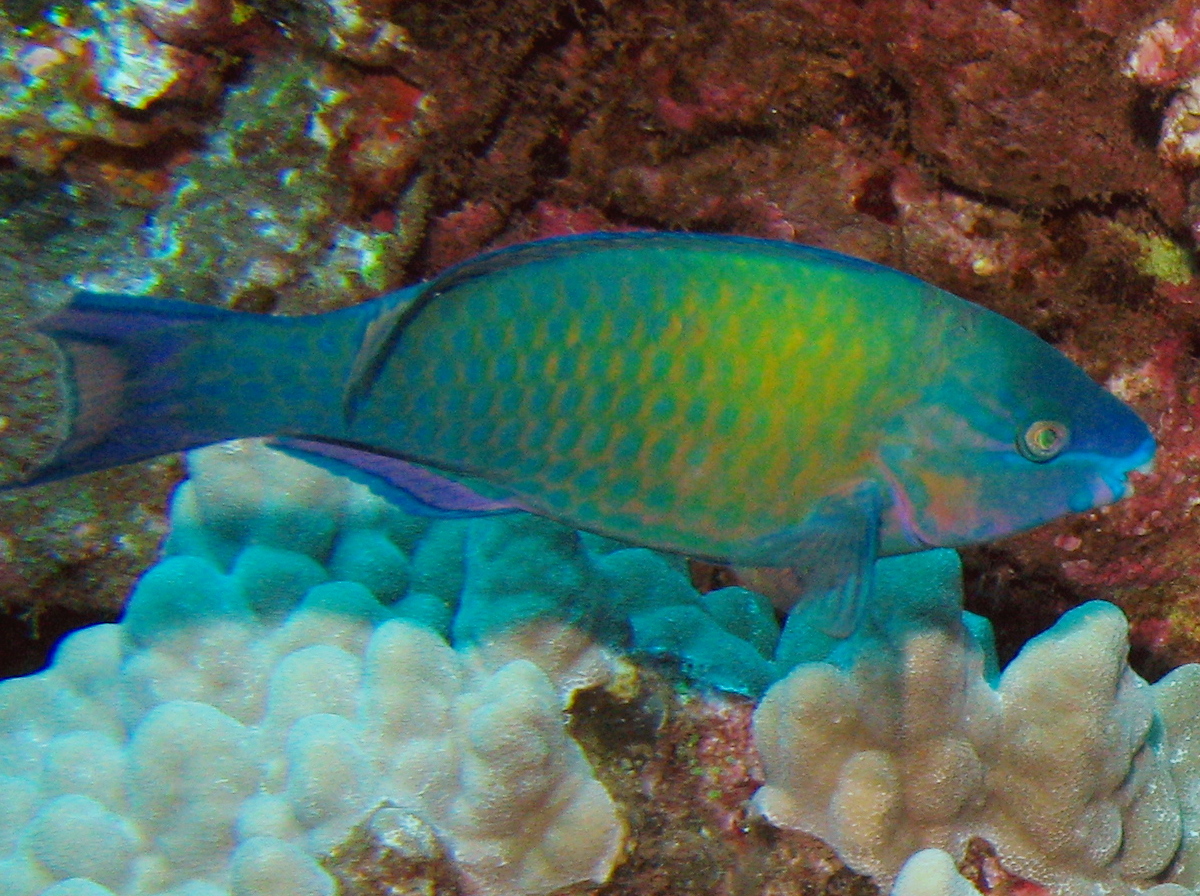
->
[744,482,884,667]
[342,284,422,425]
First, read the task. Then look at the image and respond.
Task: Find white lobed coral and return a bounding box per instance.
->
[0,441,625,896]
[889,849,982,896]
[755,548,1200,896]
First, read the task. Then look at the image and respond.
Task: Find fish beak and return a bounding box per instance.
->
[1099,436,1156,504]
[1131,435,1157,476]
[1102,471,1130,502]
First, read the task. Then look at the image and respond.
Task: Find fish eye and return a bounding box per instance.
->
[1017,420,1070,462]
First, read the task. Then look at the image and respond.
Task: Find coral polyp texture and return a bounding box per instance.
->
[757,549,1200,896]
[12,0,1200,893]
[0,443,629,896]
[6,443,1200,896]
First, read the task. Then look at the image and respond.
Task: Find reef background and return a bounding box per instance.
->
[0,0,1197,743]
[9,2,1200,895]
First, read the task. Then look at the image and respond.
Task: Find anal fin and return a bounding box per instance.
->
[273,437,526,518]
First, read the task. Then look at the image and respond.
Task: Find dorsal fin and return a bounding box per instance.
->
[343,286,420,424]
[339,230,893,423]
[342,232,663,422]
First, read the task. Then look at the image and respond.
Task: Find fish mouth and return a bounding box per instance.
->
[1073,468,1127,512]
[1128,434,1157,476]
[1095,434,1156,505]
[1101,471,1129,503]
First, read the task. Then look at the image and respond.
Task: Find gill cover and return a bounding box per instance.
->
[877,302,1154,548]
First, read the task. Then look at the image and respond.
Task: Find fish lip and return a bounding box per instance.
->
[1103,435,1156,502]
[1101,471,1129,503]
[1131,437,1156,476]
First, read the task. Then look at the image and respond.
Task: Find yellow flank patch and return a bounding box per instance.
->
[362,237,949,561]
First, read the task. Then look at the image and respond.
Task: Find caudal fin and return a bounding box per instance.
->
[11,292,265,487]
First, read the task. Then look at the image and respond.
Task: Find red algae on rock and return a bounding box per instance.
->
[875,0,1176,212]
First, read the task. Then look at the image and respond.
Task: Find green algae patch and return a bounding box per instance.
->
[1112,224,1196,287]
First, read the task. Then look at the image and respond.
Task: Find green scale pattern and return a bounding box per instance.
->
[347,241,943,561]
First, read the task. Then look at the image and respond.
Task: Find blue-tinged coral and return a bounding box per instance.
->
[6,0,1200,682]
[7,440,1200,896]
[1,441,634,896]
[5,8,1200,888]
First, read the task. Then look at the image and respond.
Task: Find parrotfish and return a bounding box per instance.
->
[8,233,1154,632]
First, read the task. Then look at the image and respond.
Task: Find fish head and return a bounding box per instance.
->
[877,304,1155,550]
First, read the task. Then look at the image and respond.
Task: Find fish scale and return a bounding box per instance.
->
[8,232,1154,637]
[351,240,943,555]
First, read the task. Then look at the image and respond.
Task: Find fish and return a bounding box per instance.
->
[6,232,1155,636]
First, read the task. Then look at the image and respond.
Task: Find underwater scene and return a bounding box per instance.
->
[5,1,1200,895]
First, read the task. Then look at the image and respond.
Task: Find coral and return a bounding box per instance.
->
[11,441,1200,896]
[1127,8,1200,90]
[754,548,1200,896]
[1157,76,1200,169]
[9,0,1200,891]
[0,441,632,896]
[4,0,1191,640]
[11,612,623,896]
[1126,7,1200,251]
[129,0,243,47]
[619,575,780,697]
[0,4,217,174]
[90,1,220,111]
[11,437,1200,896]
[142,53,429,312]
[890,850,985,896]
[0,438,825,894]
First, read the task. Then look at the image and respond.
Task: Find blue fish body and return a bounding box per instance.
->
[10,233,1155,633]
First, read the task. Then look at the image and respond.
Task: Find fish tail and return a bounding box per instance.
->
[12,292,328,487]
